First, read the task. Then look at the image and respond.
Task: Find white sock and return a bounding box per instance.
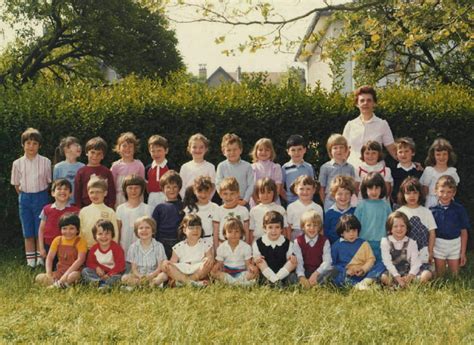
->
[262,267,278,283]
[26,252,36,267]
[276,267,290,281]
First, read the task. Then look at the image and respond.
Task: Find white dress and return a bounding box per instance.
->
[172,239,212,274]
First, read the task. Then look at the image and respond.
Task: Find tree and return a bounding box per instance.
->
[0,0,183,86]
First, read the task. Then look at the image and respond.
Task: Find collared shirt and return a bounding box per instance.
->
[430,201,470,239]
[151,159,168,171]
[281,160,315,204]
[252,234,294,259]
[396,162,416,172]
[11,154,51,193]
[293,234,332,277]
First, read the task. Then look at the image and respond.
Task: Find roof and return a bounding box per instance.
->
[206,66,237,84]
[294,10,332,62]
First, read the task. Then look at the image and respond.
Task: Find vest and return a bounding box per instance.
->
[256,237,290,273]
[296,234,326,274]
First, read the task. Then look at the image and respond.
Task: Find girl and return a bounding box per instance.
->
[179,133,216,199]
[53,136,84,204]
[381,212,426,288]
[250,138,283,206]
[397,177,436,278]
[111,132,145,207]
[183,176,219,246]
[35,213,87,288]
[287,175,323,240]
[162,214,214,286]
[116,175,153,255]
[249,178,287,242]
[211,218,258,285]
[121,216,168,288]
[420,138,459,208]
[354,172,392,262]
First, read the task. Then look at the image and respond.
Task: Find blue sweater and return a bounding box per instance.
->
[324,206,356,244]
[354,199,391,242]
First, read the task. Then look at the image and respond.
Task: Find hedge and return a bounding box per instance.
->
[1,77,473,242]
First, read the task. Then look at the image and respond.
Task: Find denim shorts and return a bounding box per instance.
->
[19,190,49,238]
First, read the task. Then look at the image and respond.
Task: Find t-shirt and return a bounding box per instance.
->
[49,235,87,254]
[354,199,391,242]
[249,202,287,240]
[86,241,126,276]
[179,160,216,198]
[216,240,252,270]
[213,205,249,241]
[53,161,85,204]
[184,201,220,239]
[287,200,324,231]
[173,238,212,264]
[116,202,152,254]
[110,159,145,207]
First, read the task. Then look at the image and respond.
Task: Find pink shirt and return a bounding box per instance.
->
[110,159,145,206]
[251,160,282,207]
[11,154,51,193]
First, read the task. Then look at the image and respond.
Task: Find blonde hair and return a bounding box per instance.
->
[187,133,210,154]
[134,216,157,237]
[221,133,242,152]
[114,132,139,154]
[326,134,348,158]
[87,177,107,192]
[329,176,356,198]
[250,138,276,163]
[219,177,240,193]
[435,175,457,191]
[300,210,323,234]
[223,217,244,239]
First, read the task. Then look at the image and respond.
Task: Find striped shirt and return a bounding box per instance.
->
[126,238,167,275]
[11,154,51,193]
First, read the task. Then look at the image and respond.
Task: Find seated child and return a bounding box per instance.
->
[122,216,168,288]
[211,218,258,286]
[35,213,87,288]
[253,211,297,285]
[82,219,126,288]
[294,210,332,288]
[162,214,214,286]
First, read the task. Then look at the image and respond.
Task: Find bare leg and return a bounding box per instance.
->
[434,258,447,277]
[380,273,392,286]
[419,270,432,283]
[66,271,81,285]
[165,264,192,284]
[447,259,460,275]
[151,272,168,287]
[121,274,141,286]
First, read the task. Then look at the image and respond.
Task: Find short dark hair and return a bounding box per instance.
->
[397,177,425,206]
[51,178,72,192]
[178,214,203,240]
[58,213,80,234]
[122,174,146,200]
[85,136,107,154]
[360,172,387,199]
[386,211,411,236]
[160,170,183,189]
[354,85,377,105]
[92,219,115,240]
[336,214,361,236]
[254,178,277,203]
[286,134,306,149]
[360,140,384,162]
[263,210,284,228]
[21,127,42,145]
[148,135,169,150]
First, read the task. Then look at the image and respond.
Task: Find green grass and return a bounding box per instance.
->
[1,247,473,344]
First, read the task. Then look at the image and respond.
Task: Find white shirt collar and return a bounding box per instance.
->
[305,234,318,244]
[261,234,285,248]
[329,204,352,214]
[51,202,69,210]
[151,159,168,169]
[388,235,409,243]
[358,113,379,124]
[397,162,416,171]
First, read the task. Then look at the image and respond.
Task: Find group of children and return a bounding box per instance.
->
[11,114,469,290]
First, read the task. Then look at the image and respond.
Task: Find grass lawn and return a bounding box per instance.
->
[0,246,473,344]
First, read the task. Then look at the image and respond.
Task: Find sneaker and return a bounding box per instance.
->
[36,258,45,266]
[190,280,208,288]
[121,286,134,292]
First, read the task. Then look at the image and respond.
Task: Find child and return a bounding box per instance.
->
[421,138,459,208]
[79,177,118,248]
[397,177,436,276]
[152,170,184,258]
[330,214,385,289]
[287,175,323,240]
[35,213,87,288]
[324,176,357,244]
[145,135,176,210]
[354,172,392,262]
[380,212,426,288]
[249,178,287,241]
[253,211,297,285]
[391,137,422,205]
[293,210,332,288]
[319,134,355,211]
[162,214,214,286]
[38,179,80,259]
[122,216,168,287]
[116,175,152,255]
[249,138,282,206]
[281,134,315,205]
[11,128,51,267]
[430,175,469,276]
[355,140,393,201]
[82,219,126,288]
[213,177,250,248]
[216,133,254,206]
[74,136,115,208]
[53,136,84,204]
[111,132,145,207]
[179,133,216,199]
[183,176,219,246]
[211,218,258,285]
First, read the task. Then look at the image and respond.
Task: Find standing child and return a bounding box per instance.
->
[354,172,392,262]
[287,175,323,240]
[121,217,168,288]
[430,175,469,276]
[216,133,254,207]
[82,219,126,289]
[35,213,86,288]
[116,175,152,255]
[211,218,258,285]
[319,134,355,211]
[381,212,427,288]
[11,128,51,268]
[162,214,214,286]
[324,176,357,244]
[281,135,315,205]
[179,133,216,199]
[111,132,145,207]
[421,138,459,208]
[253,211,297,285]
[53,136,84,204]
[74,136,115,208]
[249,138,283,206]
[294,210,332,288]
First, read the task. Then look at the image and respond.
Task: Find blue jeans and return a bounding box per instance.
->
[81,267,122,287]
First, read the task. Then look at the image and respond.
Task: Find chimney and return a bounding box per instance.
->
[199,64,207,80]
[236,66,242,82]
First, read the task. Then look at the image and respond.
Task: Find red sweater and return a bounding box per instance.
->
[86,241,125,276]
[42,204,80,245]
[74,165,116,208]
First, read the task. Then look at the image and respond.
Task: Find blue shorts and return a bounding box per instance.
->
[19,190,49,238]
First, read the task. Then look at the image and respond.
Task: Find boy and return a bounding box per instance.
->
[11,128,51,268]
[145,135,177,210]
[82,219,126,289]
[324,176,357,244]
[319,134,355,211]
[391,137,422,205]
[152,170,184,258]
[79,178,118,248]
[213,177,250,248]
[281,134,314,205]
[216,133,254,206]
[74,136,115,208]
[430,175,469,276]
[38,179,80,260]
